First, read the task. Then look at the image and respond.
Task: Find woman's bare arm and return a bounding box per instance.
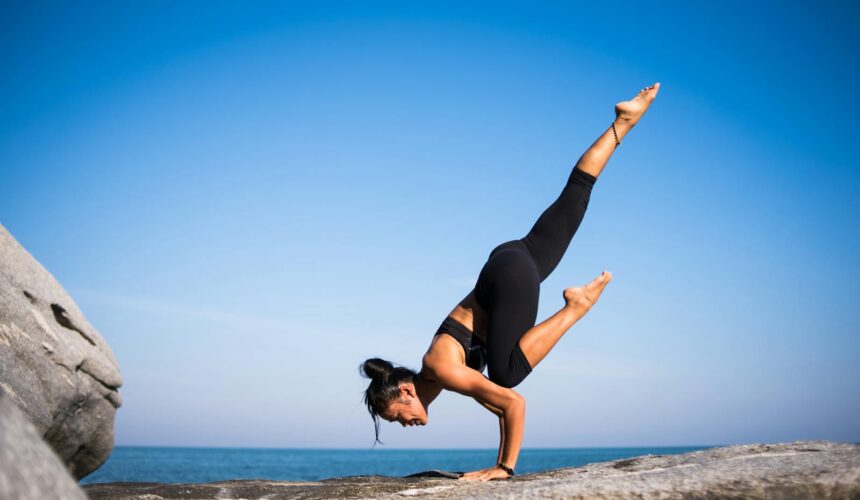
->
[473,397,506,464]
[432,362,525,471]
[496,415,505,464]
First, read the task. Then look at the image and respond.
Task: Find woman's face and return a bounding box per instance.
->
[381,383,428,427]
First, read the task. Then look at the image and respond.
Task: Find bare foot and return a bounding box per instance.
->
[615,82,660,126]
[563,271,612,312]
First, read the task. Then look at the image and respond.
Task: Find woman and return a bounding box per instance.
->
[359,83,661,481]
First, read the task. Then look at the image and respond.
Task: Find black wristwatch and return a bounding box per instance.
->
[497,462,515,477]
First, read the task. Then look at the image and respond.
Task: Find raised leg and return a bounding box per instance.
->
[520,82,661,282]
[479,84,661,380]
[516,83,661,368]
[520,167,595,282]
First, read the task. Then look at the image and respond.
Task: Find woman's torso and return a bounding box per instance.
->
[423,290,488,372]
[446,290,488,341]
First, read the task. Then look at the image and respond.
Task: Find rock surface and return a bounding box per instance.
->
[0,223,122,479]
[83,440,860,499]
[0,388,88,500]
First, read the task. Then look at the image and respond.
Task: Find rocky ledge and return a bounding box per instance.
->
[83,440,859,499]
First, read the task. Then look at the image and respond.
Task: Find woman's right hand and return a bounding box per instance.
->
[458,464,511,481]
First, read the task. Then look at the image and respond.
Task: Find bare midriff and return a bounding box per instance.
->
[446,289,488,343]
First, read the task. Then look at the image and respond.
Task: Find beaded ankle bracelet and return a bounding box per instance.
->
[611,122,621,146]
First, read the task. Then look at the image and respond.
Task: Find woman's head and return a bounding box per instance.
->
[359,358,428,445]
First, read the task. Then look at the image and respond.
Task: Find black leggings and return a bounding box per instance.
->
[473,166,597,388]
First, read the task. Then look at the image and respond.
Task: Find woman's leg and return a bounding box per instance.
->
[516,83,660,368]
[477,84,662,382]
[476,129,610,381]
[474,244,541,389]
[517,272,611,368]
[520,83,661,281]
[476,254,611,386]
[520,167,596,282]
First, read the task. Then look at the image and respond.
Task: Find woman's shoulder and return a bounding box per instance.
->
[425,332,467,368]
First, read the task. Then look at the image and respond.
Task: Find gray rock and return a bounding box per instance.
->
[82,440,860,499]
[0,223,122,479]
[0,388,88,500]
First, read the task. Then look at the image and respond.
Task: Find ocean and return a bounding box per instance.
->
[80,445,715,485]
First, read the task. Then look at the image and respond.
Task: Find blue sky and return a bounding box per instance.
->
[1,1,858,449]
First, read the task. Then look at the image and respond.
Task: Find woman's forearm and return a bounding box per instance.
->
[471,396,509,465]
[496,415,505,464]
[500,396,525,469]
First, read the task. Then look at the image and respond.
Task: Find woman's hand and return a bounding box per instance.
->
[458,465,511,481]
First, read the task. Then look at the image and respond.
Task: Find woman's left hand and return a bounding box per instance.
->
[458,465,511,481]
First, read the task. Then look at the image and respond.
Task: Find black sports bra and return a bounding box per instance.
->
[433,316,487,373]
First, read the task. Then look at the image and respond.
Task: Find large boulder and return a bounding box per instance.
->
[0,388,88,500]
[0,223,122,479]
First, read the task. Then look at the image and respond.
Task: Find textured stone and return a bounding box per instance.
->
[0,223,122,479]
[83,440,860,499]
[0,388,88,500]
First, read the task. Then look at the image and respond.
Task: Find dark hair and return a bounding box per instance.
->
[359,358,417,446]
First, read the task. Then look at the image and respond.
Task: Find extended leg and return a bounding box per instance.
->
[520,167,595,282]
[520,82,661,282]
[516,84,660,367]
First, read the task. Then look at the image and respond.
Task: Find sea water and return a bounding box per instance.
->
[80,445,714,484]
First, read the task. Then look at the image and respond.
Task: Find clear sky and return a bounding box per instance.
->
[1,1,858,449]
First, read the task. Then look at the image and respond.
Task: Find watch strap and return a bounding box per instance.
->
[497,462,515,477]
